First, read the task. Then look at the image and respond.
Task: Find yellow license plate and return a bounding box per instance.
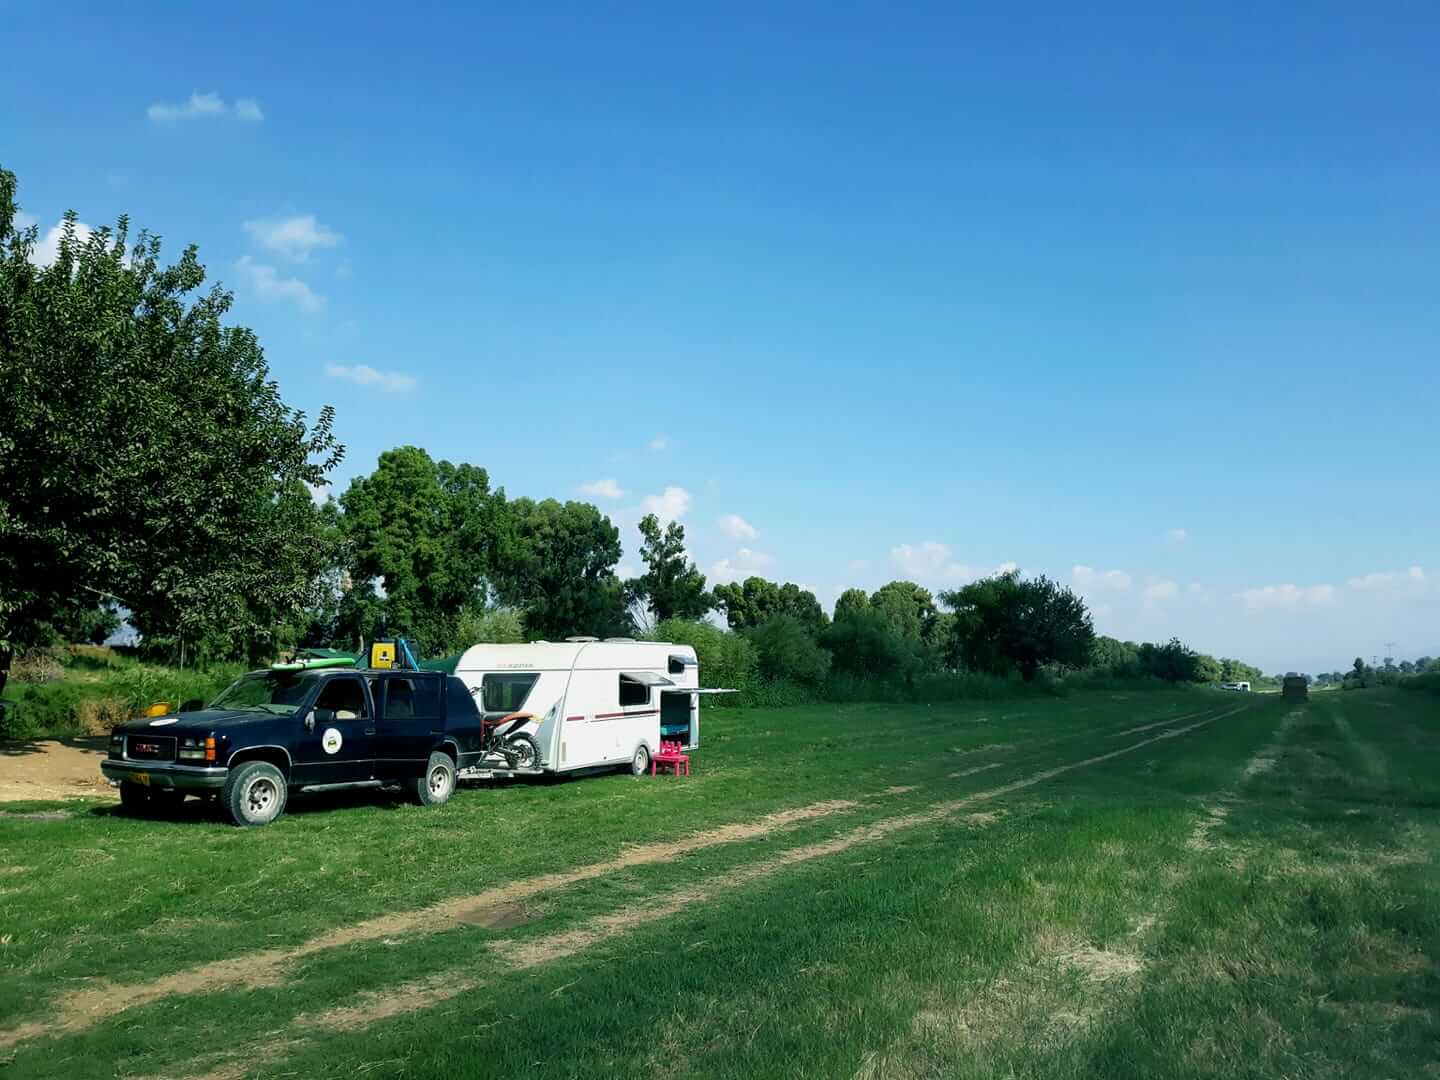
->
[132,772,150,786]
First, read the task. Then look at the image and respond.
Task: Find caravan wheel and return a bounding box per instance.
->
[630,743,651,777]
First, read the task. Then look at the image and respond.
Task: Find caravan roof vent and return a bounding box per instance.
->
[564,636,599,643]
[605,636,637,642]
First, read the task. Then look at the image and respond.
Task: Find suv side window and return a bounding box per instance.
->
[314,677,368,720]
[381,677,440,720]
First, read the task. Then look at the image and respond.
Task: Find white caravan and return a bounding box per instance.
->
[452,638,715,778]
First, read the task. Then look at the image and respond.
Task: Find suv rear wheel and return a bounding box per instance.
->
[415,751,455,806]
[224,761,288,827]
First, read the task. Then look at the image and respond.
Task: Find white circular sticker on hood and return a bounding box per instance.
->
[322,727,344,754]
[148,718,180,726]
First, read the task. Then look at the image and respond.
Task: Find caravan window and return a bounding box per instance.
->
[619,675,651,707]
[667,654,692,675]
[481,673,539,712]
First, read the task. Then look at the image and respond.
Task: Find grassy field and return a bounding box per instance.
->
[0,687,1435,1079]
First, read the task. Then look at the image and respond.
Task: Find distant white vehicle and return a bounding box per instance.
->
[1219,681,1251,692]
[451,638,730,779]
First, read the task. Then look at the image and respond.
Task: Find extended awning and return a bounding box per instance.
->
[621,671,675,687]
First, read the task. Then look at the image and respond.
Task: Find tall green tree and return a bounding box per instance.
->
[628,514,711,622]
[940,570,1094,680]
[337,446,501,652]
[492,498,630,640]
[0,168,342,664]
[869,580,940,643]
[712,576,826,634]
[833,587,871,622]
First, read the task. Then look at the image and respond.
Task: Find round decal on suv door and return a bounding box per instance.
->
[322,727,343,754]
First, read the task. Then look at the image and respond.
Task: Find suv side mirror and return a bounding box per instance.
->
[307,708,334,733]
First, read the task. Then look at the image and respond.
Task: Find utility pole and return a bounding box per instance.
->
[1384,641,1398,668]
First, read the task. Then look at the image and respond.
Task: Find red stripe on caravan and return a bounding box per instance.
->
[593,709,660,720]
[565,715,584,722]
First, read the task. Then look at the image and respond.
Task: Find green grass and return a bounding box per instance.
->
[0,688,1435,1079]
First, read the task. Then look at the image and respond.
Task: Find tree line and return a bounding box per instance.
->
[0,170,1266,693]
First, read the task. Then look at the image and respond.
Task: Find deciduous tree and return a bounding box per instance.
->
[0,168,342,664]
[940,570,1093,680]
[628,514,710,623]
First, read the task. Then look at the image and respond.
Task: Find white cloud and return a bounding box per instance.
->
[235,256,324,313]
[307,482,330,505]
[709,547,775,585]
[324,363,417,393]
[616,563,637,580]
[848,559,868,572]
[1167,528,1188,544]
[1238,583,1338,611]
[1346,566,1428,593]
[890,542,1013,584]
[641,486,690,523]
[13,210,37,232]
[243,215,342,261]
[147,92,264,124]
[579,478,624,500]
[1143,580,1179,603]
[27,219,95,268]
[718,514,758,541]
[648,436,668,451]
[1238,566,1429,613]
[1072,565,1133,591]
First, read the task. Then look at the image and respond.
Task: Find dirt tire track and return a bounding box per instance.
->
[2,702,1252,1059]
[0,798,867,1050]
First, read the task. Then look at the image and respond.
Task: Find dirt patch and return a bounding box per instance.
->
[1186,805,1230,852]
[877,785,916,796]
[0,740,115,802]
[950,743,1014,756]
[1,810,71,821]
[297,972,484,1033]
[1060,943,1144,981]
[1111,711,1206,739]
[1243,755,1277,778]
[950,763,1001,778]
[455,901,544,929]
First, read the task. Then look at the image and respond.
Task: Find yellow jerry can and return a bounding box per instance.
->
[369,642,396,669]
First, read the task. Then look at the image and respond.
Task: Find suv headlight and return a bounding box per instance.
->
[178,735,216,762]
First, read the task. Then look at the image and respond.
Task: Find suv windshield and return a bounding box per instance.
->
[211,672,322,716]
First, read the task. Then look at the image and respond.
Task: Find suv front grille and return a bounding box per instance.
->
[125,735,177,762]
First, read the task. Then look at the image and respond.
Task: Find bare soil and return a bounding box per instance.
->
[0,738,115,802]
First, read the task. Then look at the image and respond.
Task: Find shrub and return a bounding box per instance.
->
[746,616,831,686]
[454,607,526,645]
[10,649,64,684]
[821,614,930,682]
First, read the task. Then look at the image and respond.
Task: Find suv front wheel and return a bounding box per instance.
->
[224,761,288,827]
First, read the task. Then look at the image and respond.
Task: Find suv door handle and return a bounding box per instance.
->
[365,728,376,735]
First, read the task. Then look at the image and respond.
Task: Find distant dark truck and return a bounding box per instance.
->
[101,666,485,826]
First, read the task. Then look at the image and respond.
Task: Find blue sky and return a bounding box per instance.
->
[5,2,1437,673]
